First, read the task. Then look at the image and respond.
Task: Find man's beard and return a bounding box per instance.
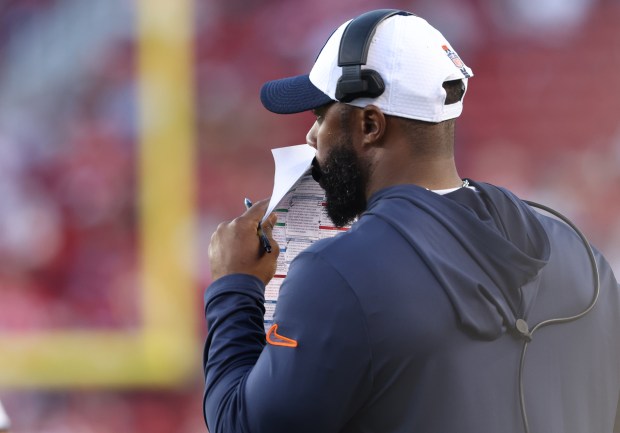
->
[311,140,368,228]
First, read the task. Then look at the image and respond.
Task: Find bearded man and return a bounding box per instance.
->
[204,10,620,433]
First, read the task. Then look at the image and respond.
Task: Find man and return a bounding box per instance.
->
[204,10,620,433]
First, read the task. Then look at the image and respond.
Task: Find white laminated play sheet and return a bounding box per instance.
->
[262,145,351,329]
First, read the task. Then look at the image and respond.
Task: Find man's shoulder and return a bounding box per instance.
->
[294,212,419,284]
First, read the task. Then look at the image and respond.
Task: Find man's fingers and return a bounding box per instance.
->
[264,212,278,230]
[260,215,278,237]
[243,198,279,234]
[243,198,270,220]
[259,216,280,258]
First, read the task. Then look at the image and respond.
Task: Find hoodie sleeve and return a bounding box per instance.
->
[203,251,373,433]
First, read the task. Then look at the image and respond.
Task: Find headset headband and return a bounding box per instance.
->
[335,9,413,102]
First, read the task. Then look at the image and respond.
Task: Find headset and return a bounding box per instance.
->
[335,9,413,102]
[336,10,601,433]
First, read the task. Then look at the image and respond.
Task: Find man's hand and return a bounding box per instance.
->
[208,199,279,285]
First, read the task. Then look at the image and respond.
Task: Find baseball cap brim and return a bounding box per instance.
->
[260,74,334,114]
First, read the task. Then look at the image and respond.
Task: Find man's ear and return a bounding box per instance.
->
[361,105,386,147]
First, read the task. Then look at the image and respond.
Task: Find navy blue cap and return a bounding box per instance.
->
[260,74,334,114]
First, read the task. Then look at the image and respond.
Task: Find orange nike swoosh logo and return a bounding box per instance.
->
[266,324,298,348]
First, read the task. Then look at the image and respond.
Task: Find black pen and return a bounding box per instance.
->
[244,198,272,253]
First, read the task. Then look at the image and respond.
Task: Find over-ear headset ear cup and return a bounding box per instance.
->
[360,69,385,98]
[335,69,386,102]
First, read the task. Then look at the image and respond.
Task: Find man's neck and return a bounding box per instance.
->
[365,153,462,199]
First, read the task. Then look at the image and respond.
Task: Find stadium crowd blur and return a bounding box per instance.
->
[0,0,618,431]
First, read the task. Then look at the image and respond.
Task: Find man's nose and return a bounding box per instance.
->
[306,121,318,149]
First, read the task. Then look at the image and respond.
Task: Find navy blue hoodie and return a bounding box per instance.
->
[204,182,620,433]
